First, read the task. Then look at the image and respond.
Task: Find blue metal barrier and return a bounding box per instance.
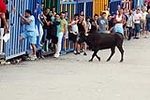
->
[4,0,42,60]
[4,0,30,60]
[3,0,94,60]
[133,0,145,9]
[86,2,93,17]
[77,0,93,17]
[60,1,77,54]
[109,0,122,15]
[77,2,84,15]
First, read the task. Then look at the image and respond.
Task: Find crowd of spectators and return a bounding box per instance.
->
[1,0,150,61]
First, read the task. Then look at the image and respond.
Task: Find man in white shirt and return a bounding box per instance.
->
[133,8,142,39]
[68,14,79,54]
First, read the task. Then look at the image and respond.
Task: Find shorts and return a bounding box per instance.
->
[69,32,78,43]
[21,31,36,44]
[51,36,58,44]
[114,25,124,34]
[134,23,141,33]
[78,35,86,44]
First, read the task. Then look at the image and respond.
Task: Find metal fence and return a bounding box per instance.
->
[3,0,94,60]
[77,0,93,17]
[4,0,30,60]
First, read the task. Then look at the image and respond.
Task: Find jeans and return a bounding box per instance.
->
[41,29,47,44]
[55,32,64,55]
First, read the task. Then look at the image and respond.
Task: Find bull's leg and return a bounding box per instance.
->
[96,54,101,61]
[117,45,124,62]
[89,50,99,62]
[107,47,115,62]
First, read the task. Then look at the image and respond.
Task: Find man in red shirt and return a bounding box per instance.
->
[0,0,8,32]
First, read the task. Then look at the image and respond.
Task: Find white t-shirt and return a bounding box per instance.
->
[115,14,123,26]
[86,22,91,32]
[127,14,133,27]
[141,12,148,21]
[133,13,142,24]
[70,20,79,35]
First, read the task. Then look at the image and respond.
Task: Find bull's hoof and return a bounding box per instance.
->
[106,59,110,62]
[89,59,93,62]
[97,58,101,61]
[120,59,123,62]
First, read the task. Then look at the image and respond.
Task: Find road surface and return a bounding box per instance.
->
[0,38,150,100]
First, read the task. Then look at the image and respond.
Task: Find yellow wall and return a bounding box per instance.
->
[93,0,109,16]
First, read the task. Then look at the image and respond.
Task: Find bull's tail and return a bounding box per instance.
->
[115,33,124,40]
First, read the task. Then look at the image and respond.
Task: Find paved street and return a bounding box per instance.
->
[0,38,150,100]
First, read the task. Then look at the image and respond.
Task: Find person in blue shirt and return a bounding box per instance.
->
[19,10,37,60]
[34,2,43,46]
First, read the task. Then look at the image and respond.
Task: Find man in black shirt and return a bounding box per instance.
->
[108,15,114,32]
[41,8,51,40]
[40,8,51,51]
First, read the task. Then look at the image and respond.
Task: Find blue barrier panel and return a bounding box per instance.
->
[4,0,30,60]
[133,0,145,9]
[109,0,122,15]
[77,0,93,17]
[77,3,84,14]
[44,0,60,13]
[60,1,77,54]
[86,2,93,17]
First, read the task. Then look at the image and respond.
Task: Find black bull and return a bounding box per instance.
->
[83,24,124,62]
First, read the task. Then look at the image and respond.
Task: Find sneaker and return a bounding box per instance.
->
[145,35,148,38]
[74,50,77,55]
[133,37,136,39]
[77,51,80,54]
[54,53,59,58]
[83,52,87,56]
[80,49,83,53]
[30,55,37,61]
[133,37,139,39]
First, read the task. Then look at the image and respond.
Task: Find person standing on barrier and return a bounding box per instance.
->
[19,10,37,60]
[54,12,67,58]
